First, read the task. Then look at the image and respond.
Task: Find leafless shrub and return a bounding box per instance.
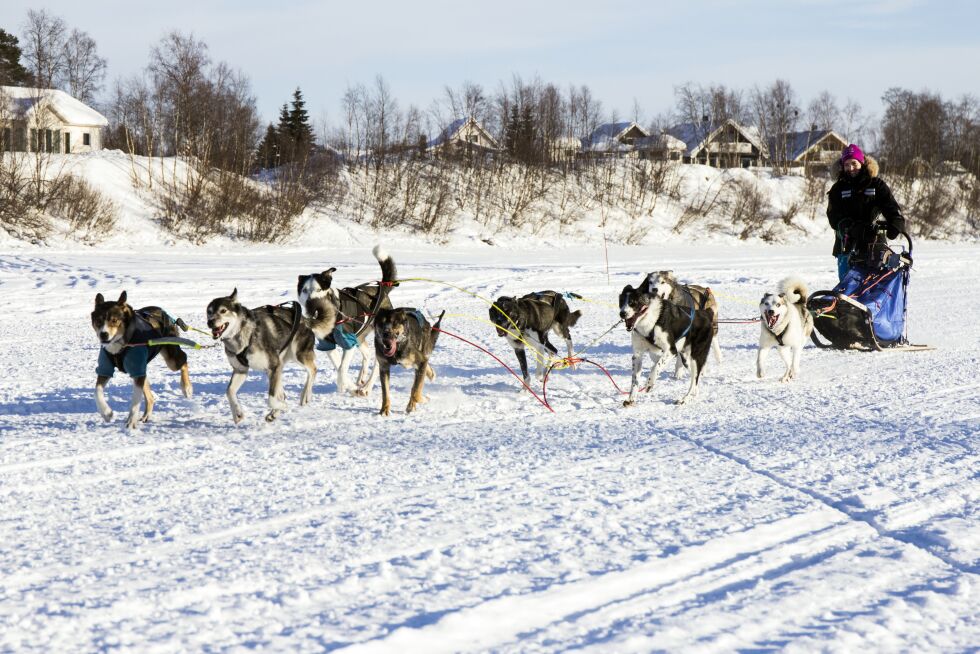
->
[47,175,117,242]
[727,177,774,239]
[0,154,50,240]
[674,175,726,233]
[900,175,958,239]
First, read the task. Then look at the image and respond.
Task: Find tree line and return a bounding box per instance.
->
[2,10,979,243]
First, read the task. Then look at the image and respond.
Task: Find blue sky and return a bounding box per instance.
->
[4,0,978,128]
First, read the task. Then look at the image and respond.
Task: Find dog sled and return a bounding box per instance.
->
[806,230,932,352]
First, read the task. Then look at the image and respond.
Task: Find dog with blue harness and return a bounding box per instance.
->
[297,245,397,396]
[619,280,714,406]
[91,291,193,429]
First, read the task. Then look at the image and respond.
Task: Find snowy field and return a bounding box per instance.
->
[1,240,978,652]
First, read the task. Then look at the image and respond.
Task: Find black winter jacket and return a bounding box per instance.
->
[826,156,906,256]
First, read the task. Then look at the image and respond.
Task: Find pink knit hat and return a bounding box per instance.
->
[841,143,865,165]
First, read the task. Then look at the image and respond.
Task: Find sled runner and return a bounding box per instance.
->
[806,230,932,352]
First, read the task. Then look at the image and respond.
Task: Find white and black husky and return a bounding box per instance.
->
[758,277,814,382]
[619,282,714,406]
[297,246,397,396]
[206,289,316,423]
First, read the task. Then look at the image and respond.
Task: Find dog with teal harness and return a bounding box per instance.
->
[297,245,399,396]
[91,291,193,430]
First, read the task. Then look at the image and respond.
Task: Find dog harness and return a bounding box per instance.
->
[96,312,168,379]
[316,325,360,352]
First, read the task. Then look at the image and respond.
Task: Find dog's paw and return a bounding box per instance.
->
[622,399,635,408]
[405,401,417,414]
[379,405,391,417]
[353,388,370,398]
[233,411,245,424]
[182,385,193,399]
[265,410,280,422]
[100,409,114,423]
[126,416,139,430]
[757,370,764,379]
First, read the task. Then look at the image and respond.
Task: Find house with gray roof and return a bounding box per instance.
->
[666,119,767,168]
[1,86,108,153]
[426,116,499,154]
[768,129,848,169]
[580,121,649,157]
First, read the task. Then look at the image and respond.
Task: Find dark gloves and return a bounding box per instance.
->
[886,226,899,240]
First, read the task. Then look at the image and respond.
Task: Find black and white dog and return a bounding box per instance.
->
[297,245,397,396]
[91,291,193,429]
[758,277,813,382]
[619,282,714,406]
[488,290,582,387]
[206,289,316,423]
[643,270,722,370]
[374,308,445,416]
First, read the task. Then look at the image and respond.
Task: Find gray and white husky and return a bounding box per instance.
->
[758,277,814,382]
[643,270,722,372]
[206,289,316,423]
[619,281,715,406]
[297,245,397,396]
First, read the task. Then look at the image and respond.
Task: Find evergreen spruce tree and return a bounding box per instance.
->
[504,105,520,158]
[517,104,536,164]
[275,103,292,163]
[0,28,32,86]
[255,123,280,169]
[286,87,314,159]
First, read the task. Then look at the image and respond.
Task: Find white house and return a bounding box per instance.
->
[1,86,108,154]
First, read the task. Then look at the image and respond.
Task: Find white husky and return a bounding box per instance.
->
[757,277,814,382]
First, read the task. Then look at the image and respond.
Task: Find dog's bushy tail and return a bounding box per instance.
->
[779,276,809,305]
[373,245,398,286]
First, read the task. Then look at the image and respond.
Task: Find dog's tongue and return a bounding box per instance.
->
[766,312,779,330]
[212,323,226,339]
[382,338,397,357]
[624,306,646,332]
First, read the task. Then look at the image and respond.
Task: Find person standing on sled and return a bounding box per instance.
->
[827,144,906,281]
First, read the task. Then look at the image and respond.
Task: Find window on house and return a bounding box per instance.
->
[1,128,9,151]
[64,132,71,153]
[83,132,91,146]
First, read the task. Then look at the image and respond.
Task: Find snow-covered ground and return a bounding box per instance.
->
[1,239,978,652]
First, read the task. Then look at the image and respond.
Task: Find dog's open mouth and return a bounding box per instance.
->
[381,337,398,358]
[212,322,228,339]
[764,311,780,330]
[624,307,646,332]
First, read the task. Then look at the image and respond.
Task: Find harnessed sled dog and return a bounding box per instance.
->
[619,281,714,406]
[374,308,445,416]
[758,277,813,382]
[644,270,722,375]
[91,291,193,429]
[488,290,582,388]
[297,245,397,396]
[206,289,316,423]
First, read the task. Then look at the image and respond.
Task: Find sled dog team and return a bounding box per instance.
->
[91,245,813,428]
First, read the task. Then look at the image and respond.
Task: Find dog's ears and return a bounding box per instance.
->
[117,290,127,305]
[230,288,238,302]
[95,292,104,305]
